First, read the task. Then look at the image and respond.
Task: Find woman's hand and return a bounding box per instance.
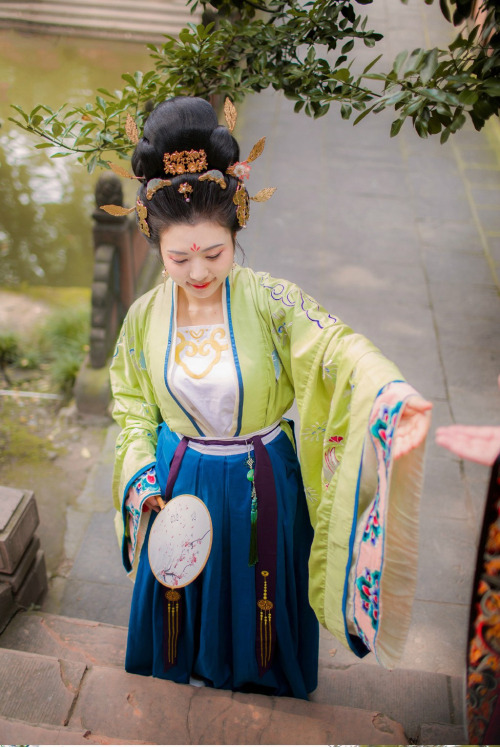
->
[144,495,163,512]
[394,396,433,459]
[435,374,500,465]
[435,425,500,466]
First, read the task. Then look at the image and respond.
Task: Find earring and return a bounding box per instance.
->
[162,268,169,290]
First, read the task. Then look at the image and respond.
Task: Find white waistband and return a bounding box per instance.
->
[176,422,282,456]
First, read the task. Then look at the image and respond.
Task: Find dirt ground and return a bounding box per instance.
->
[0,289,110,578]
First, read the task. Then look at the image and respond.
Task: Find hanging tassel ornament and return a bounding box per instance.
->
[163,588,182,669]
[246,450,258,566]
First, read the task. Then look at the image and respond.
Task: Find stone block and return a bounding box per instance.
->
[0,718,145,745]
[418,721,468,742]
[0,582,15,632]
[74,355,112,416]
[0,486,39,573]
[70,665,406,744]
[0,534,40,593]
[311,661,462,742]
[0,610,127,668]
[14,549,48,609]
[0,648,86,726]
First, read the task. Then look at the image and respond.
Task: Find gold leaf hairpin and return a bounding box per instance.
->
[250,187,277,202]
[100,204,135,216]
[247,137,266,164]
[136,198,150,236]
[100,200,150,238]
[107,161,140,180]
[224,98,237,134]
[233,184,250,228]
[126,113,139,145]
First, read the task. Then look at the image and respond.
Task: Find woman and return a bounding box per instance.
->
[109,96,432,699]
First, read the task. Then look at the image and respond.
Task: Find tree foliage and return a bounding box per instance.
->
[8,0,500,171]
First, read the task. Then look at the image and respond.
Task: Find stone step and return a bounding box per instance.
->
[0,1,192,23]
[0,609,126,668]
[0,645,407,744]
[0,610,467,742]
[0,0,200,42]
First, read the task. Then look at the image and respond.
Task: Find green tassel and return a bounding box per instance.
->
[248,489,258,566]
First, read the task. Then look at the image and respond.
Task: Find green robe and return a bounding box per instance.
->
[110,265,425,667]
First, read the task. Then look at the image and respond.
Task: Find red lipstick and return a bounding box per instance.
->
[190,281,211,289]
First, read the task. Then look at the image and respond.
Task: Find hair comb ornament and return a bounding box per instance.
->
[146,178,172,199]
[198,170,227,189]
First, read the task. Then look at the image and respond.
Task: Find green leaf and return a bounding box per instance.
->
[10,105,29,123]
[420,48,439,84]
[341,103,352,119]
[483,79,500,96]
[458,89,478,106]
[362,53,383,75]
[390,117,405,137]
[428,115,442,134]
[419,87,461,106]
[440,128,451,144]
[353,102,378,125]
[34,142,54,149]
[393,50,408,75]
[341,39,355,54]
[439,0,452,22]
[331,68,351,82]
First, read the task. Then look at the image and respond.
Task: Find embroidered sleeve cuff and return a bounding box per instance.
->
[124,466,161,567]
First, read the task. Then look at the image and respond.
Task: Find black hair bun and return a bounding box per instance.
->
[131,97,238,180]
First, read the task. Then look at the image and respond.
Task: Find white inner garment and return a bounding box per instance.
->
[170,323,238,436]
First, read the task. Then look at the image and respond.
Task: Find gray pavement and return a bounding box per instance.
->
[29,0,500,740]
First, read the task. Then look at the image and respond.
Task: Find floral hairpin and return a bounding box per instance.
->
[178,182,193,202]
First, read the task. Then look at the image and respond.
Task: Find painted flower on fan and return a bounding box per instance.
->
[227,161,251,180]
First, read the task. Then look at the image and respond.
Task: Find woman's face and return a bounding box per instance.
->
[160,221,235,305]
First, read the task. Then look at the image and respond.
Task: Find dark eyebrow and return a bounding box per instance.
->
[168,243,225,255]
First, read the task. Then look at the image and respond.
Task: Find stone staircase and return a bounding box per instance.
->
[0,0,200,43]
[0,610,467,744]
[0,611,407,744]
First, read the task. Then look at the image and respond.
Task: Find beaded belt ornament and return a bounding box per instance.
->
[100,99,276,233]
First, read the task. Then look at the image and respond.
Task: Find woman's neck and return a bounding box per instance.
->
[176,286,224,326]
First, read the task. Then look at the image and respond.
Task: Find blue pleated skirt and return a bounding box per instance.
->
[125,422,319,699]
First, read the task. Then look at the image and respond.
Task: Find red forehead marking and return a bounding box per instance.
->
[190,243,201,252]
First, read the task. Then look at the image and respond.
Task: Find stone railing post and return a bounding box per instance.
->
[75,173,160,414]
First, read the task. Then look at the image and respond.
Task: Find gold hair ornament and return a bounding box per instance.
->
[178,182,193,202]
[136,199,150,237]
[223,98,276,227]
[224,98,237,134]
[100,197,150,237]
[146,178,172,200]
[198,169,227,189]
[125,113,139,145]
[163,149,208,176]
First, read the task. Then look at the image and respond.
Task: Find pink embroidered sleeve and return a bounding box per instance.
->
[350,381,425,665]
[124,467,161,567]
